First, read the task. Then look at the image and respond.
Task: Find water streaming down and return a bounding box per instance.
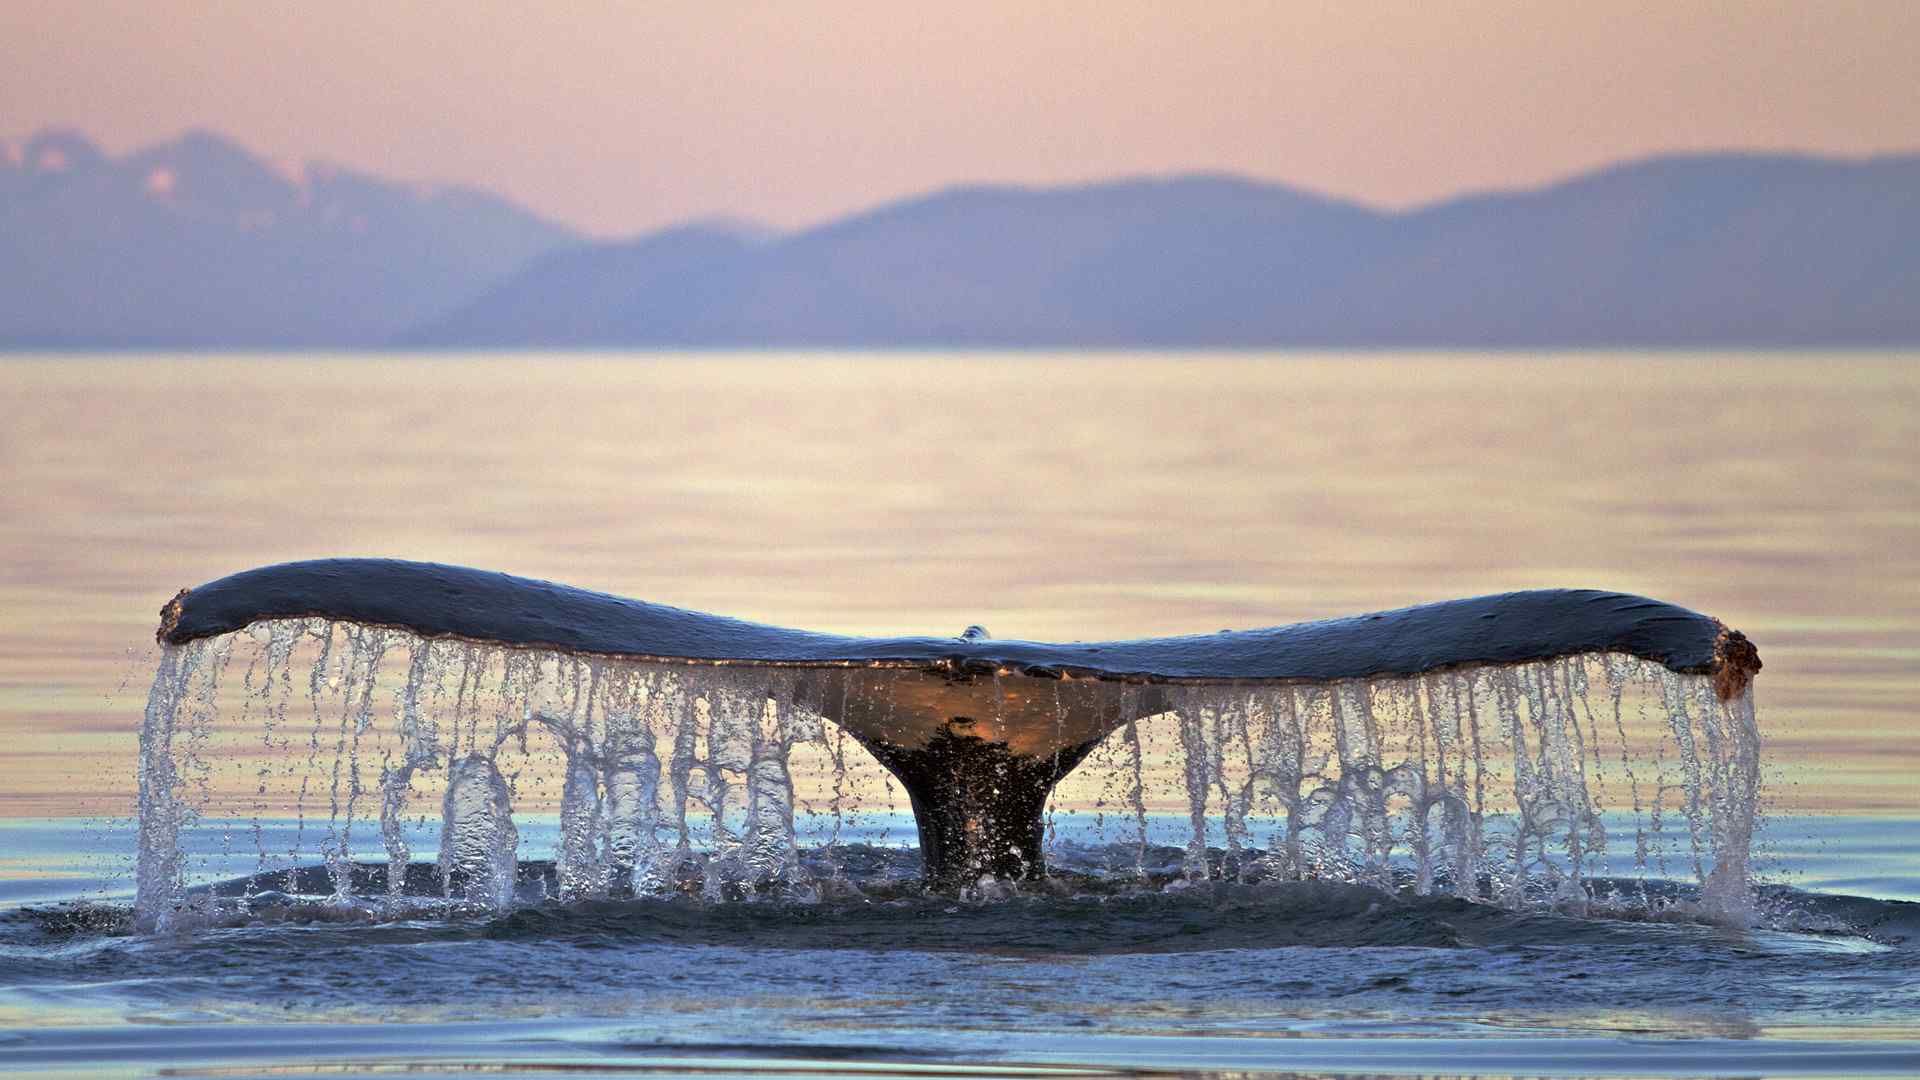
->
[133,611,1763,931]
[1051,655,1761,912]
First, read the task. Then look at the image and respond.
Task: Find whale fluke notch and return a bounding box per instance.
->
[154,559,1759,885]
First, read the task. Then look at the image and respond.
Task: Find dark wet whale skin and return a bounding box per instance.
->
[159,557,1734,682]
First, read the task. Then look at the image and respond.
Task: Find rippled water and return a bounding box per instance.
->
[5,352,1917,817]
[3,351,1917,1078]
[4,814,1920,1077]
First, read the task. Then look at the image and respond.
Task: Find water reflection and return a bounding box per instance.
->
[1,352,1915,815]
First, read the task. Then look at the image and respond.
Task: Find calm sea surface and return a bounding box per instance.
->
[1,351,1917,1079]
[2,352,1914,813]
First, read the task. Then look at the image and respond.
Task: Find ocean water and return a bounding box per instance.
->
[2,351,1917,1078]
[3,813,1919,1078]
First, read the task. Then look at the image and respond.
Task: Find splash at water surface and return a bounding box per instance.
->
[134,613,1762,932]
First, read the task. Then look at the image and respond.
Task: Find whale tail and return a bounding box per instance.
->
[150,559,1759,888]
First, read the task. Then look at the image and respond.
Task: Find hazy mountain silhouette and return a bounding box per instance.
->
[0,129,577,347]
[7,130,1918,348]
[415,153,1920,348]
[400,224,767,346]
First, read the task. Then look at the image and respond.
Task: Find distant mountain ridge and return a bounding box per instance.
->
[0,129,577,347]
[6,129,1918,348]
[415,154,1920,348]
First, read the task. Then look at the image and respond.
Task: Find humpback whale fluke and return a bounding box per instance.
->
[152,559,1760,886]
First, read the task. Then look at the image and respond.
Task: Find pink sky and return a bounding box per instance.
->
[5,1,1916,236]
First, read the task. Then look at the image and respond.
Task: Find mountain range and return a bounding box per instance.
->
[1,130,576,347]
[7,129,1919,348]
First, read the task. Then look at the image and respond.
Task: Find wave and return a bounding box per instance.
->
[9,851,1916,956]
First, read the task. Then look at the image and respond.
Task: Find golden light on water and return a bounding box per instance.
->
[1,352,1915,815]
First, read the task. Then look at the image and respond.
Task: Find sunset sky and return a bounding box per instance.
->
[6,1,1917,236]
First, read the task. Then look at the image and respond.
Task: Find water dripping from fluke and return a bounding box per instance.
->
[136,558,1763,932]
